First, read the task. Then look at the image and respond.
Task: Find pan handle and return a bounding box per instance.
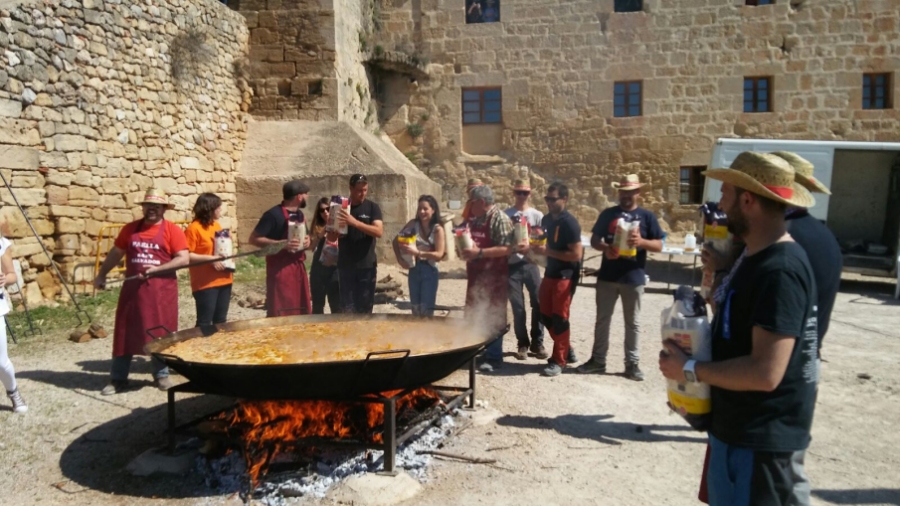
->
[146,325,174,339]
[351,349,412,395]
[153,352,186,365]
[363,349,411,361]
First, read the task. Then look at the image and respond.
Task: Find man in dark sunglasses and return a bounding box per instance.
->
[504,179,548,361]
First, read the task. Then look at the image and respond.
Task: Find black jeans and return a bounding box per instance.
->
[339,267,377,314]
[310,263,341,314]
[508,261,544,347]
[193,284,232,327]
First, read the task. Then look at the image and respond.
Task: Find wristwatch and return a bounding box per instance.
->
[683,359,698,383]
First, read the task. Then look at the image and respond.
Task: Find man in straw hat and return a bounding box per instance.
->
[462,184,513,373]
[94,188,190,395]
[505,179,548,360]
[249,180,313,317]
[578,174,663,381]
[659,152,819,506]
[461,177,484,222]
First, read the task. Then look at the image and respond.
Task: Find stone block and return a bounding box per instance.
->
[53,134,88,152]
[57,217,85,234]
[0,145,39,170]
[45,169,75,186]
[0,98,23,118]
[45,185,68,205]
[49,205,84,218]
[1,188,45,207]
[0,118,40,145]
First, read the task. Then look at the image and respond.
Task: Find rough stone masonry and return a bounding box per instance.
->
[0,0,249,305]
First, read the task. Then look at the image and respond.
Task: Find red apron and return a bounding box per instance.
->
[465,212,509,333]
[112,220,179,357]
[266,207,312,317]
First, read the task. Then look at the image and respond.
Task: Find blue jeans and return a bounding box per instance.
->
[408,261,439,316]
[111,355,168,381]
[484,326,510,361]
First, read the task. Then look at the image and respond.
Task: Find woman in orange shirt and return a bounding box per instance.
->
[185,193,234,327]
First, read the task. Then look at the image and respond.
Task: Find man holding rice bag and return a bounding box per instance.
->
[578,174,663,381]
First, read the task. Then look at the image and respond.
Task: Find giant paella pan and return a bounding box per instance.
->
[145,314,494,400]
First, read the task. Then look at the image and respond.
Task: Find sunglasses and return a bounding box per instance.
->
[544,196,561,203]
[514,191,530,197]
[350,174,368,185]
[319,207,329,213]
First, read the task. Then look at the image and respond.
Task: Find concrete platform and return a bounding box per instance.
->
[329,471,423,506]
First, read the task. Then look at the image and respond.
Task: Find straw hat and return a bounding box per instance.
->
[770,151,831,195]
[703,152,815,208]
[136,188,175,209]
[466,178,484,192]
[512,179,532,192]
[611,174,644,190]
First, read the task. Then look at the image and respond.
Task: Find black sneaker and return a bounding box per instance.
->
[624,362,645,382]
[566,347,578,364]
[576,359,606,374]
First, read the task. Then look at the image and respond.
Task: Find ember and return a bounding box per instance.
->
[214,388,442,483]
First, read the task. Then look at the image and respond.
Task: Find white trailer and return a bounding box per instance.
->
[702,138,900,292]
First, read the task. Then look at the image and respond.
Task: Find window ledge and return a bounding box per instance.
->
[458,153,507,164]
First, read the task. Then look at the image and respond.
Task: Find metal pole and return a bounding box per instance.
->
[382,397,397,474]
[0,172,91,326]
[468,356,476,408]
[167,388,177,454]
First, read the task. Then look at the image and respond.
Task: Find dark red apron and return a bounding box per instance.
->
[465,211,509,333]
[266,206,312,317]
[112,220,179,357]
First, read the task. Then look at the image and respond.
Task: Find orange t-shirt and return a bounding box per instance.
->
[184,220,234,293]
[114,219,189,257]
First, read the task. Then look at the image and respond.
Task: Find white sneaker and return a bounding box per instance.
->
[7,389,27,414]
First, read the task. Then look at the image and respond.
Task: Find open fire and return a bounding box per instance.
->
[208,388,443,483]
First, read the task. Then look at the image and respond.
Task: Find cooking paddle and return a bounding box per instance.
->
[112,241,287,284]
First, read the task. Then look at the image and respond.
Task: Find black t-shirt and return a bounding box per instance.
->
[591,206,663,285]
[710,241,818,452]
[542,210,582,279]
[253,205,305,241]
[786,210,842,346]
[338,200,383,269]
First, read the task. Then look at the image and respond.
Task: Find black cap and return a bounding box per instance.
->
[349,173,368,186]
[283,180,310,200]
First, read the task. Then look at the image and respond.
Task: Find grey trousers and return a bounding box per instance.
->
[592,281,643,365]
[508,262,544,348]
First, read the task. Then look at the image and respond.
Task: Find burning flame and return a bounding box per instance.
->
[215,388,441,483]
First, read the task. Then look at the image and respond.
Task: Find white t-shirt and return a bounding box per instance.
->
[0,237,11,317]
[505,206,544,264]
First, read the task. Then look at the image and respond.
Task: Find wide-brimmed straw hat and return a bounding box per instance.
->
[136,188,175,209]
[611,174,644,190]
[703,152,815,208]
[466,178,484,192]
[770,151,831,195]
[512,179,531,192]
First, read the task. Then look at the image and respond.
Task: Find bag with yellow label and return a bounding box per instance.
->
[612,217,640,259]
[661,286,711,431]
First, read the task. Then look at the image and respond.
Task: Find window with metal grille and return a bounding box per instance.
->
[743,77,772,113]
[465,0,500,24]
[863,73,892,110]
[614,0,642,12]
[680,167,706,205]
[462,88,502,124]
[746,0,774,5]
[614,81,642,117]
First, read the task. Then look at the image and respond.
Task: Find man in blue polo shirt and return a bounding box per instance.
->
[578,174,663,381]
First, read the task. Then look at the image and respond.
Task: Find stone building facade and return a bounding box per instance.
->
[0,0,249,304]
[370,0,900,229]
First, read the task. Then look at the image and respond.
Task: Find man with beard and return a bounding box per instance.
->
[94,189,190,395]
[528,182,583,376]
[660,152,819,506]
[335,174,384,314]
[249,180,313,317]
[461,185,513,372]
[578,174,663,381]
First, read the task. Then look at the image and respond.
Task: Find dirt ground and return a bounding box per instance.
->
[1,254,899,506]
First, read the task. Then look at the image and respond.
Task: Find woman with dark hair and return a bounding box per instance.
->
[392,195,445,316]
[309,197,341,314]
[185,193,233,327]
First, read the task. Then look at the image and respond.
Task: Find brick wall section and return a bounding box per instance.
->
[372,0,900,229]
[238,0,339,120]
[0,0,249,305]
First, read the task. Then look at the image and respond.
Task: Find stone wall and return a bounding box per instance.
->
[0,0,249,305]
[239,0,339,120]
[372,0,900,230]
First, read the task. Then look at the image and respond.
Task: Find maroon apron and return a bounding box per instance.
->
[112,220,179,357]
[465,211,509,333]
[265,207,312,317]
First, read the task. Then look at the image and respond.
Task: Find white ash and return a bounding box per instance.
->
[200,411,464,504]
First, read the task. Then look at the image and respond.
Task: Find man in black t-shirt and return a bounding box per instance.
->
[249,180,313,317]
[577,174,663,381]
[528,182,583,377]
[660,151,819,506]
[335,174,384,313]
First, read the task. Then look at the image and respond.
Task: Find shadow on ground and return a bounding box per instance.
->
[57,392,235,499]
[813,488,900,505]
[17,358,163,391]
[496,413,705,445]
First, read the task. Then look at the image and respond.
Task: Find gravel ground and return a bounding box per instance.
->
[1,254,898,506]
